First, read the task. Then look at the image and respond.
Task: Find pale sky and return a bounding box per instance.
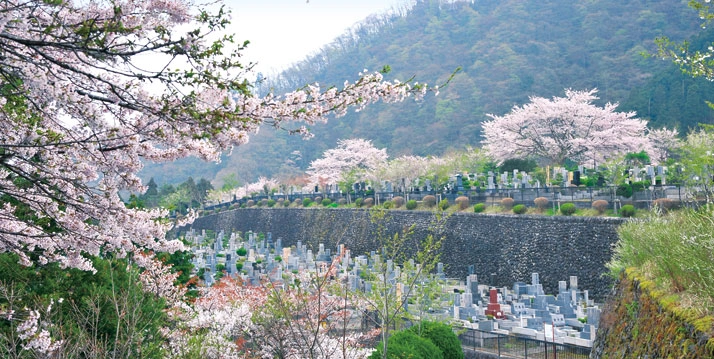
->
[224,0,409,74]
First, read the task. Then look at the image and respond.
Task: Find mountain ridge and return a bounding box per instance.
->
[141,0,714,186]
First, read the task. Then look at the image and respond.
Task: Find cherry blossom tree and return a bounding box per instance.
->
[482,89,652,166]
[0,0,433,272]
[159,266,376,359]
[647,127,681,165]
[307,138,388,189]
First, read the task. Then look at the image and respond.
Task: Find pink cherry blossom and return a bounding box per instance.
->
[0,0,432,272]
[482,89,654,166]
[307,138,388,186]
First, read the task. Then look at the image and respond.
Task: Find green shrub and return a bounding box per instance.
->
[283,199,291,207]
[236,247,247,256]
[630,181,647,193]
[591,200,608,214]
[620,204,636,218]
[512,204,527,214]
[328,202,338,208]
[355,198,364,207]
[321,198,332,206]
[383,200,394,209]
[534,197,549,211]
[369,329,444,359]
[406,199,418,210]
[392,196,405,208]
[302,198,313,207]
[267,199,276,207]
[501,197,514,210]
[423,195,437,208]
[560,202,577,216]
[407,321,464,359]
[473,203,486,213]
[455,196,470,210]
[438,199,450,211]
[616,183,633,198]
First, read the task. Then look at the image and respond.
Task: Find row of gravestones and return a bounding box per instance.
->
[185,228,599,347]
[286,164,670,197]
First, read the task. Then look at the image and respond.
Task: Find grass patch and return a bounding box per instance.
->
[575,208,600,217]
[609,208,714,317]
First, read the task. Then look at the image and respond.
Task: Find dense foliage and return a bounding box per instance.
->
[407,321,464,359]
[0,254,168,358]
[369,329,443,359]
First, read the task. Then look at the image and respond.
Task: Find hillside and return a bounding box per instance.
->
[141,0,714,186]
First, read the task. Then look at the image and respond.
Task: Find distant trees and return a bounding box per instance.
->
[482,89,657,166]
[140,177,213,213]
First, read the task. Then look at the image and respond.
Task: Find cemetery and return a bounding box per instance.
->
[204,164,686,215]
[183,205,625,301]
[184,229,603,355]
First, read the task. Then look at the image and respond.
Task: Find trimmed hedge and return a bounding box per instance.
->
[501,197,515,210]
[592,200,608,214]
[392,196,405,208]
[513,204,527,215]
[406,199,418,210]
[455,196,470,210]
[534,197,549,211]
[473,203,486,213]
[423,195,437,208]
[621,204,636,218]
[560,202,577,216]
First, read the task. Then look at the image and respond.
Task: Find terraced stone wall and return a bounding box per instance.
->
[180,208,626,300]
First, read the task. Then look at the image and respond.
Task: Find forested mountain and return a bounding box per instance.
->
[141,0,714,186]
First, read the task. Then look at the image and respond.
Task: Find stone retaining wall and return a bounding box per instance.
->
[178,208,626,300]
[592,270,714,358]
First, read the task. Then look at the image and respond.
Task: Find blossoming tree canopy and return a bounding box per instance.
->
[307,138,388,186]
[481,89,651,166]
[0,0,431,271]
